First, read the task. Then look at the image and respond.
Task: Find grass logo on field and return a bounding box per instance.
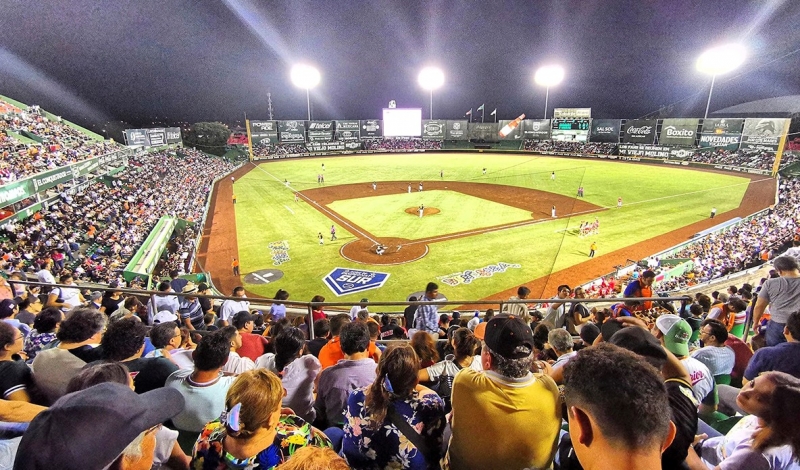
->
[437,262,521,287]
[268,240,290,266]
[323,267,390,297]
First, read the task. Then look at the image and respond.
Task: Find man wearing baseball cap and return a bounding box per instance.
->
[653,314,717,413]
[444,315,561,470]
[14,382,184,470]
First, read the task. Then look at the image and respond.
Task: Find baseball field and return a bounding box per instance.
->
[197,153,775,303]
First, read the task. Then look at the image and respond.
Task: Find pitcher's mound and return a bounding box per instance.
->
[405,207,441,216]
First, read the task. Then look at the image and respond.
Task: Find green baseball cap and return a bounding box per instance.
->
[656,314,691,357]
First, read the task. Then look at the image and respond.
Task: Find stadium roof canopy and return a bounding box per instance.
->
[712,96,800,118]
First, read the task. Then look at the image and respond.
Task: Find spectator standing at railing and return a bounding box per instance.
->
[623,269,655,312]
[753,255,800,346]
[413,283,441,338]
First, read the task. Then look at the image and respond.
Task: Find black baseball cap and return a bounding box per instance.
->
[607,325,667,362]
[15,383,185,470]
[480,315,534,359]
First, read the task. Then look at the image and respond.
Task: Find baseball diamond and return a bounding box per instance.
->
[196,152,774,302]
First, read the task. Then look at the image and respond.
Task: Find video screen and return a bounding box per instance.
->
[382,108,422,137]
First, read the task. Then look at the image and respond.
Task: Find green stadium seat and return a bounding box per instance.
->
[714,374,732,386]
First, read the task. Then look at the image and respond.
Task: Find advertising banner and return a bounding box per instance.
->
[589,119,620,143]
[359,120,383,138]
[469,122,500,141]
[306,141,362,152]
[146,128,167,147]
[618,143,671,158]
[521,119,551,140]
[623,120,657,144]
[165,127,182,144]
[445,120,469,140]
[307,121,334,142]
[421,120,446,139]
[553,108,591,118]
[659,118,699,146]
[739,118,789,151]
[700,118,744,151]
[248,121,279,146]
[278,120,306,143]
[497,120,522,140]
[334,120,360,141]
[124,129,149,146]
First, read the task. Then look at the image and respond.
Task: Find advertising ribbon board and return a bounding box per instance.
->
[700,118,744,151]
[421,120,446,139]
[359,120,383,138]
[335,120,360,141]
[623,119,657,144]
[248,121,279,146]
[445,120,469,140]
[497,120,522,140]
[618,143,671,158]
[740,118,789,151]
[589,119,620,143]
[278,120,306,143]
[468,122,500,141]
[659,118,699,146]
[521,119,551,140]
[307,121,334,142]
[306,141,345,152]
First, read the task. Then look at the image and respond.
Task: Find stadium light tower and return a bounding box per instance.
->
[534,65,565,119]
[418,67,445,119]
[290,64,321,120]
[696,44,746,119]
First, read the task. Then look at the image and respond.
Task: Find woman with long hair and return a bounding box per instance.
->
[0,321,32,401]
[418,327,481,382]
[192,369,331,469]
[255,327,321,423]
[342,344,445,470]
[693,371,800,469]
[23,307,62,362]
[410,331,439,368]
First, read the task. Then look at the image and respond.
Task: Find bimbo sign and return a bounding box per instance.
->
[324,268,390,296]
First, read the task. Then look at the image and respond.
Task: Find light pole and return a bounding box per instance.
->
[534,65,565,119]
[696,44,746,119]
[418,67,444,119]
[290,64,321,120]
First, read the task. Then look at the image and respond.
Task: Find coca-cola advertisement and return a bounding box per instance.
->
[623,119,656,144]
[659,118,699,146]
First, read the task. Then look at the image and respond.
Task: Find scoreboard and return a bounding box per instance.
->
[552,119,590,131]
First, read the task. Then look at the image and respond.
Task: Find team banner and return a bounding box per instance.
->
[359,120,383,138]
[623,119,657,144]
[589,119,620,143]
[165,127,182,144]
[469,122,500,141]
[421,120,446,139]
[248,121,279,146]
[307,121,334,142]
[445,120,469,140]
[334,120,360,141]
[618,143,671,158]
[553,108,591,118]
[497,120,522,140]
[521,119,551,140]
[700,118,744,150]
[740,118,789,151]
[278,120,306,143]
[659,118,699,146]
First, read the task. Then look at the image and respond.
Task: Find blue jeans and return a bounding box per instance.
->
[765,320,787,347]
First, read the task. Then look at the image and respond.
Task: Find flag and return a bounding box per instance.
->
[465,108,472,116]
[477,104,484,111]
[490,108,497,116]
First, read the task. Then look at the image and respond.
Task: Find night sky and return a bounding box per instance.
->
[1,0,799,131]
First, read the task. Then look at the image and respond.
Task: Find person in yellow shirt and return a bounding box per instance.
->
[589,241,597,258]
[444,315,561,470]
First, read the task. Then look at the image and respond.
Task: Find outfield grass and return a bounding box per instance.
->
[327,189,534,239]
[232,153,751,302]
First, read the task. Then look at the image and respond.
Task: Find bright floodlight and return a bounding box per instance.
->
[290,64,320,89]
[418,67,445,90]
[534,65,565,87]
[696,44,746,76]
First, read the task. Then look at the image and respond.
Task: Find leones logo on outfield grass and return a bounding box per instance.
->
[324,268,390,297]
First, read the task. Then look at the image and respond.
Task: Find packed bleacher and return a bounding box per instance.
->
[0,101,122,183]
[0,148,234,284]
[363,138,442,151]
[681,147,783,171]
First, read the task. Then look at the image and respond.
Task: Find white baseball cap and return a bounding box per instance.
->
[153,310,178,324]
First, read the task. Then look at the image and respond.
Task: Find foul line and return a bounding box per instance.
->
[283,205,294,214]
[613,177,772,209]
[249,162,379,245]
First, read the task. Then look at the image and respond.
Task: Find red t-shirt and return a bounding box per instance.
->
[237,333,269,361]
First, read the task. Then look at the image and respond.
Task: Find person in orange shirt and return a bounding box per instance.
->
[623,270,655,311]
[232,258,240,276]
[318,314,380,369]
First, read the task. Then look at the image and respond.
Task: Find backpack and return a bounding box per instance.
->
[431,356,462,413]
